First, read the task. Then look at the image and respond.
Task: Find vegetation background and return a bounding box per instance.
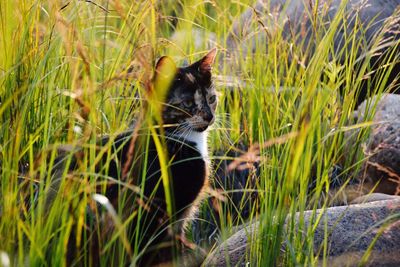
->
[0,0,398,266]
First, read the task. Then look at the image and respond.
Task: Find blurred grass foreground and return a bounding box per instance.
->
[1,0,399,266]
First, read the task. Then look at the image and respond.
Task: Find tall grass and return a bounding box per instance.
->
[0,0,398,266]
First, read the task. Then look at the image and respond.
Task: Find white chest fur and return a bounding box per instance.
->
[184,131,209,160]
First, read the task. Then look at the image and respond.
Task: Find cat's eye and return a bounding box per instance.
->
[182,99,193,108]
[208,95,216,104]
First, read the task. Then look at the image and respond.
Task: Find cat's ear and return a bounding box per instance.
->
[155,56,176,75]
[154,56,177,85]
[198,48,217,73]
[153,56,176,101]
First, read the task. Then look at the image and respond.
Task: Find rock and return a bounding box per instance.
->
[226,0,400,105]
[169,28,217,57]
[203,198,400,266]
[227,0,400,53]
[351,193,400,204]
[355,94,400,195]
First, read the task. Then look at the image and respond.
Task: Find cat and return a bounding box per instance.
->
[47,48,218,266]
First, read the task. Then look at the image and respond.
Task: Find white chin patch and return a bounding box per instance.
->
[184,131,208,160]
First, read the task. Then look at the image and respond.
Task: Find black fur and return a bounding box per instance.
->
[96,131,207,265]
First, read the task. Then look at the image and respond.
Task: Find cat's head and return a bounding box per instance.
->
[155,48,217,134]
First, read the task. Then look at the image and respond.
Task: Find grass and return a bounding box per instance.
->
[0,0,399,266]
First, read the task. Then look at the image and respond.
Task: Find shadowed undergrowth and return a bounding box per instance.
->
[0,0,399,266]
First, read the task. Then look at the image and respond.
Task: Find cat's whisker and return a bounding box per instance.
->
[217,116,232,123]
[209,119,235,146]
[214,116,231,125]
[215,113,231,119]
[179,123,191,136]
[174,125,187,138]
[214,119,232,127]
[168,122,194,142]
[184,129,195,149]
[215,113,232,122]
[174,125,193,150]
[213,117,233,130]
[167,122,188,136]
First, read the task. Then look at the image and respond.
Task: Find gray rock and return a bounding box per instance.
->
[226,0,400,105]
[227,0,400,61]
[351,193,400,204]
[355,94,400,195]
[169,28,217,57]
[203,198,400,266]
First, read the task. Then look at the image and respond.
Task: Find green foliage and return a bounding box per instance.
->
[0,0,397,266]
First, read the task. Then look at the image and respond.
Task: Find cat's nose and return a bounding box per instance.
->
[202,112,214,123]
